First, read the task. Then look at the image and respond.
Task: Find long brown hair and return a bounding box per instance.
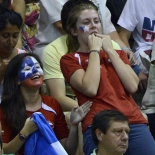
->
[1,53,43,133]
[66,2,98,53]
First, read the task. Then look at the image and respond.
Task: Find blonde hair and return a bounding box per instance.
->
[66,2,98,53]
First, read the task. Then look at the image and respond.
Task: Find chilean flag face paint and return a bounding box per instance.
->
[18,56,43,88]
[79,26,89,33]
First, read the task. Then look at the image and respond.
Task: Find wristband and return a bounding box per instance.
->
[70,120,78,127]
[121,47,132,51]
[19,132,27,141]
[89,50,100,54]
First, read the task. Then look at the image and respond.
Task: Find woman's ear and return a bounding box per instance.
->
[70,28,78,36]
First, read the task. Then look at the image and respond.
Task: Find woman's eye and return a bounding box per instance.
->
[94,20,100,24]
[83,21,89,25]
[2,35,9,38]
[13,35,18,38]
[24,66,31,71]
[35,64,40,69]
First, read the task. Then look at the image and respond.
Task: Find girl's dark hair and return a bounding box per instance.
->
[0,4,23,31]
[66,2,98,53]
[0,53,43,133]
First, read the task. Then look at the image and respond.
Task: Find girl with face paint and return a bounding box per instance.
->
[60,2,155,155]
[0,53,92,155]
[18,56,44,88]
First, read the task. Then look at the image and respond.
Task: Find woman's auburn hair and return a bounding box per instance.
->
[66,2,98,53]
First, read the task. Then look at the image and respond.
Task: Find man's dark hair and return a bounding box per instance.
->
[92,110,129,145]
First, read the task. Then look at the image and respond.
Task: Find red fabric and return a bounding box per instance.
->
[0,94,69,154]
[60,50,148,132]
[27,95,69,140]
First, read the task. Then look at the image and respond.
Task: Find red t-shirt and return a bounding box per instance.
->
[0,94,69,154]
[60,50,147,132]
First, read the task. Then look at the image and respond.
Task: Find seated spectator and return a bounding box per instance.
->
[0,5,25,102]
[91,110,130,155]
[0,0,25,49]
[0,53,92,155]
[42,0,136,112]
[60,2,155,155]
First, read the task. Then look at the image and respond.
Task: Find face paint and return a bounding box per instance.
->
[19,56,43,81]
[18,56,43,88]
[79,26,89,33]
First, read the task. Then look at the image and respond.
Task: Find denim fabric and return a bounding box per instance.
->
[125,124,155,155]
[83,126,97,155]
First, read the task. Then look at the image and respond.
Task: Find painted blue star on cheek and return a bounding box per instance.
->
[18,57,35,81]
[79,26,89,32]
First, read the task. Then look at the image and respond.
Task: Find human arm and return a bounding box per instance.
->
[70,34,102,97]
[53,21,66,35]
[119,28,148,92]
[45,79,78,112]
[110,31,143,89]
[118,28,137,65]
[118,27,131,48]
[102,5,135,64]
[135,52,148,92]
[109,30,136,65]
[138,72,148,92]
[117,0,136,48]
[3,118,37,154]
[97,34,139,93]
[59,101,92,155]
[42,35,78,111]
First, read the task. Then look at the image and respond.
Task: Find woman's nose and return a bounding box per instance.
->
[32,66,38,73]
[90,21,96,28]
[7,37,14,45]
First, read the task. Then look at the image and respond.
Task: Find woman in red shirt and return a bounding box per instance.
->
[60,1,155,155]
